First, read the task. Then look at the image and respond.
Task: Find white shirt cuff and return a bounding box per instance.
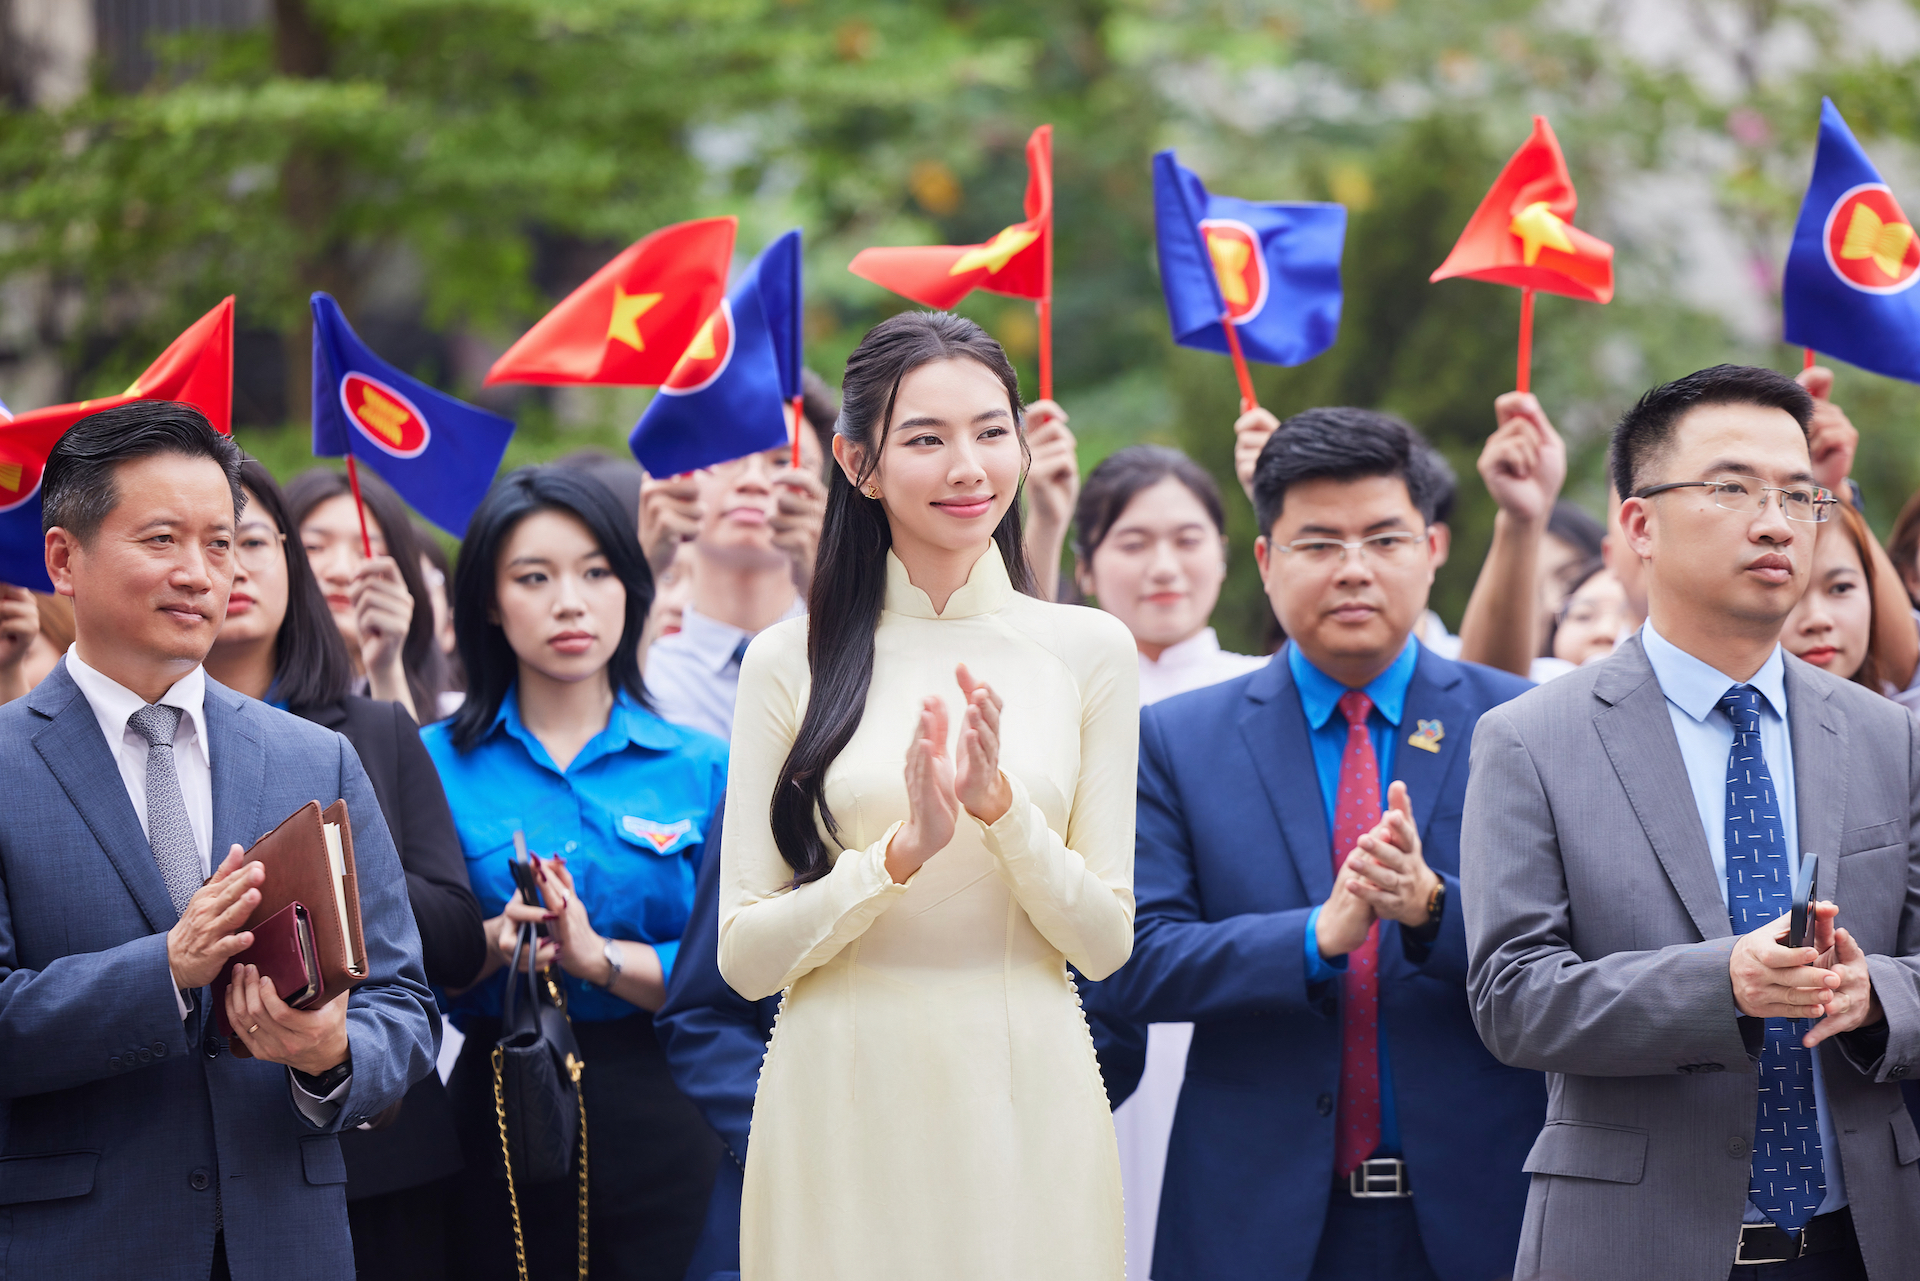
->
[170,967,193,1021]
[289,1069,351,1126]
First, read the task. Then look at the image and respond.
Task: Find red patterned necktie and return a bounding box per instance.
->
[1332,689,1383,1178]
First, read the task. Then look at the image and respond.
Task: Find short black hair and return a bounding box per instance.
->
[1251,406,1453,537]
[1072,444,1226,563]
[236,459,355,710]
[447,466,655,752]
[1547,499,1605,561]
[42,400,244,543]
[1610,364,1815,501]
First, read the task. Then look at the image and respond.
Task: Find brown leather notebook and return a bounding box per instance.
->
[210,800,369,1058]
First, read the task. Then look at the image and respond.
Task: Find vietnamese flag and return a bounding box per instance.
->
[486,217,737,387]
[1430,116,1613,303]
[849,125,1053,310]
[0,297,233,591]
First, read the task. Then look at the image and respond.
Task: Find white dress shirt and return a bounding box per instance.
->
[646,597,807,742]
[63,648,347,1123]
[1117,625,1267,1281]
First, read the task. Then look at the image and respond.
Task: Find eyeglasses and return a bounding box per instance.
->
[234,527,286,571]
[1633,476,1837,524]
[1274,529,1428,566]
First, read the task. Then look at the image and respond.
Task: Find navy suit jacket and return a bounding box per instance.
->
[1087,645,1544,1281]
[657,799,1147,1281]
[0,662,439,1280]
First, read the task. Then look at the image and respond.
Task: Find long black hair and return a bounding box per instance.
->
[446,466,655,752]
[1071,443,1227,565]
[284,466,448,716]
[771,310,1036,885]
[237,459,355,710]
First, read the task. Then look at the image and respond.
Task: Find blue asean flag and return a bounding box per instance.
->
[311,293,516,536]
[1153,151,1346,366]
[629,230,800,477]
[1783,99,1920,382]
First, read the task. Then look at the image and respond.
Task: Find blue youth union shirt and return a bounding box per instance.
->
[421,684,728,1027]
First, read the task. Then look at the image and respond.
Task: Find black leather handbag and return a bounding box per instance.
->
[491,920,588,1280]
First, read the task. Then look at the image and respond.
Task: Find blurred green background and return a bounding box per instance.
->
[4,0,1920,651]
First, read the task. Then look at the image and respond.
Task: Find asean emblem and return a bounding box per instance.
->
[1199,219,1269,325]
[1407,719,1445,753]
[622,815,695,854]
[340,372,431,459]
[658,301,735,396]
[0,453,42,515]
[1822,183,1920,294]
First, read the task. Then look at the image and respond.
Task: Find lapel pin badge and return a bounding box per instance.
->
[1408,719,1444,753]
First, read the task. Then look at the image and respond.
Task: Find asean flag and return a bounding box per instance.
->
[1783,99,1920,383]
[1153,150,1346,366]
[1430,116,1614,303]
[486,217,737,387]
[311,294,516,536]
[848,126,1052,309]
[1,297,233,592]
[629,230,800,478]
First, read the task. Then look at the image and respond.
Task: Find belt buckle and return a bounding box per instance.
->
[1348,1158,1410,1199]
[1734,1224,1798,1267]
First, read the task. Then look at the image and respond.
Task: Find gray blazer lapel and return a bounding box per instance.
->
[1237,659,1336,903]
[26,660,178,933]
[1784,658,1846,904]
[205,679,268,857]
[1592,637,1731,942]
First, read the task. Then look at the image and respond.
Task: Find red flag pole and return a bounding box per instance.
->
[1803,347,1817,371]
[1515,287,1536,394]
[344,454,374,559]
[1038,139,1054,401]
[1221,313,1259,413]
[789,395,805,469]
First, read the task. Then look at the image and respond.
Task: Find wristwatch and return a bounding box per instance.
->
[1424,877,1447,923]
[294,1054,353,1096]
[599,938,625,989]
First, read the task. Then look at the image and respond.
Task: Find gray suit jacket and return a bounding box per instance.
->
[0,660,439,1280]
[1462,635,1920,1281]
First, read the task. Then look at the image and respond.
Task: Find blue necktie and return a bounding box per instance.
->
[1718,684,1825,1233]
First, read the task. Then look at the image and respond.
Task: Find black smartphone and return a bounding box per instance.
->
[1790,853,1819,950]
[508,830,549,939]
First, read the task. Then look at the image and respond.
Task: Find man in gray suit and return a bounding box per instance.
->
[1463,365,1920,1281]
[0,402,438,1279]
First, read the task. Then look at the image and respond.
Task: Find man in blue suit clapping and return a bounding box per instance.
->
[1089,407,1543,1281]
[0,403,437,1280]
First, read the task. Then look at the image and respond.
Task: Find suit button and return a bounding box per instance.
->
[1891,1065,1910,1080]
[1316,1093,1334,1117]
[1702,1062,1724,1073]
[137,1048,152,1064]
[108,1057,122,1070]
[189,1169,211,1192]
[203,1034,221,1059]
[151,1042,168,1058]
[1728,1137,1750,1158]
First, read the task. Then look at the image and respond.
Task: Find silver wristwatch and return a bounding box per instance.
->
[600,938,625,989]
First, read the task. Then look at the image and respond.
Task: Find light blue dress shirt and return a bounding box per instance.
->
[1291,635,1420,1159]
[422,684,728,1028]
[1639,621,1847,1219]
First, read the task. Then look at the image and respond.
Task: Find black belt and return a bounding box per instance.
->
[1735,1207,1857,1267]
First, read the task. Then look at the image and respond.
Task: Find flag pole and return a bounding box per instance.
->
[1038,145,1054,401]
[1220,313,1259,413]
[1515,287,1536,394]
[344,454,374,559]
[1804,347,1817,371]
[790,395,805,469]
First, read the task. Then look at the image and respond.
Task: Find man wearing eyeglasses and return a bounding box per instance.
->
[1463,364,1920,1281]
[1087,407,1543,1281]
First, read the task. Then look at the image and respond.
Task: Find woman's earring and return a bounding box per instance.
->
[865,485,880,500]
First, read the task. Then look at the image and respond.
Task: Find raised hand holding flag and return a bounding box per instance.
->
[0,298,233,591]
[1783,99,1920,383]
[1430,116,1613,392]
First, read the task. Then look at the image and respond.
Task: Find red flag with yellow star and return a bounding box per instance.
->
[485,217,737,386]
[1430,116,1613,303]
[849,125,1052,310]
[1,296,233,590]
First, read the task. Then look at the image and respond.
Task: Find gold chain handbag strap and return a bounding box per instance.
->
[574,1057,589,1281]
[491,1044,531,1281]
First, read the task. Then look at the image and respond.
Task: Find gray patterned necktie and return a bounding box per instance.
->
[126,703,201,916]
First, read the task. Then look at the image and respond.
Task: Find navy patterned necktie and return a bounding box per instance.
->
[1718,684,1824,1233]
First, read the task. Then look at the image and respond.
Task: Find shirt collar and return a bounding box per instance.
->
[675,598,804,675]
[882,543,1014,619]
[1640,621,1788,723]
[1287,635,1419,731]
[1142,628,1223,671]
[64,645,211,767]
[488,682,684,770]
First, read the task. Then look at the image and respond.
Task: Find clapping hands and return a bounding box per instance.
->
[1316,782,1441,960]
[886,665,1011,884]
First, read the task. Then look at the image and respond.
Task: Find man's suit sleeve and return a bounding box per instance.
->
[1463,706,1751,1076]
[383,702,487,991]
[309,732,440,1131]
[1835,709,1920,1083]
[1089,705,1327,1026]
